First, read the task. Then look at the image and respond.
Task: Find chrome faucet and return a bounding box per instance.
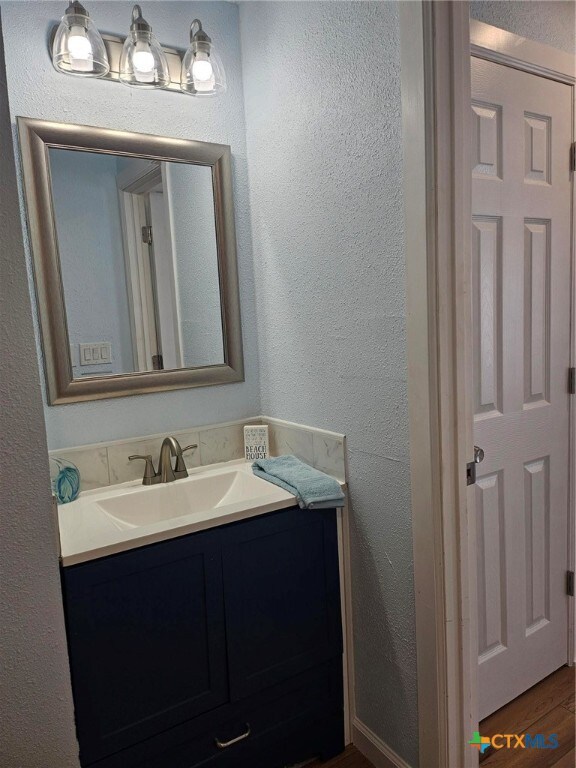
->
[129,437,198,485]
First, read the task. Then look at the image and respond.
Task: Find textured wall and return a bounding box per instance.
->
[239,3,417,764]
[0,10,80,767]
[1,1,259,449]
[1,3,418,765]
[470,1,575,53]
[50,151,133,376]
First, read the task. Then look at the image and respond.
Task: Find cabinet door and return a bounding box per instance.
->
[222,507,342,700]
[62,530,228,765]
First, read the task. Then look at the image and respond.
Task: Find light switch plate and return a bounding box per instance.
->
[79,342,112,366]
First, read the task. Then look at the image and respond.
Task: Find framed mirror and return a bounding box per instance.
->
[17,117,244,404]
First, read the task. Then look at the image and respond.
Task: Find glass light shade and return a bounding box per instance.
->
[119,30,170,88]
[180,21,226,97]
[52,3,109,77]
[181,45,225,96]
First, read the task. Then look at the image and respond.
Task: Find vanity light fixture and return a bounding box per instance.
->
[119,5,170,88]
[52,1,109,77]
[50,6,226,97]
[181,19,226,97]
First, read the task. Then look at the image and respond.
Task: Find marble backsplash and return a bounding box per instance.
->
[50,416,347,492]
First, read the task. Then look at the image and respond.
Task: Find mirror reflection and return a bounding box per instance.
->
[48,148,224,378]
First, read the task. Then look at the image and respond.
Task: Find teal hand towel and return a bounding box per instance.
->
[252,455,344,509]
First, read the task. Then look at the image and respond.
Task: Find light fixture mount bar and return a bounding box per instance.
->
[49,26,186,93]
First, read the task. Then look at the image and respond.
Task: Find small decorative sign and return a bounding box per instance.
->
[244,425,269,461]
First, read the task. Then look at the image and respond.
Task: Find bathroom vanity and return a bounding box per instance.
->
[59,464,345,768]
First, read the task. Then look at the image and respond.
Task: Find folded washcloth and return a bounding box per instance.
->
[252,455,344,510]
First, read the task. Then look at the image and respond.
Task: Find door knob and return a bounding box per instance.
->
[467,446,485,486]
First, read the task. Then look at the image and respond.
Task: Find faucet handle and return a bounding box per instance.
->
[129,454,158,485]
[174,444,198,477]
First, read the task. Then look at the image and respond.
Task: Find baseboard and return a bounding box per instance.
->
[352,718,412,768]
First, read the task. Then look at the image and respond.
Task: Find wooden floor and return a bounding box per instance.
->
[480,665,575,767]
[308,667,574,768]
[309,745,374,768]
[307,668,574,768]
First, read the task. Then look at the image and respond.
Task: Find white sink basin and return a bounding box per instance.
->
[97,469,274,529]
[57,461,299,566]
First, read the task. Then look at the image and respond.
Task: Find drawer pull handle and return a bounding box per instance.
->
[215,723,251,749]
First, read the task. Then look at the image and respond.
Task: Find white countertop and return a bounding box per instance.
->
[58,460,300,566]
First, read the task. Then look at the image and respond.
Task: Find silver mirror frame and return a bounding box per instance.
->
[17,117,244,404]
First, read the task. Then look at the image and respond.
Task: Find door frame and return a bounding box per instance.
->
[402,4,576,767]
[117,163,184,371]
[117,163,163,371]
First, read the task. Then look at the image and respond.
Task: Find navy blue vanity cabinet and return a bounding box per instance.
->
[222,506,343,699]
[61,507,344,768]
[62,529,228,766]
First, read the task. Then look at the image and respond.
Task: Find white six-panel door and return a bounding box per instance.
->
[471,57,572,719]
